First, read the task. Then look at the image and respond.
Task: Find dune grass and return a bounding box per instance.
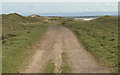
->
[2,25,47,73]
[2,13,48,73]
[2,13,118,72]
[61,16,118,72]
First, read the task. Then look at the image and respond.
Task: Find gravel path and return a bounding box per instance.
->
[22,25,110,73]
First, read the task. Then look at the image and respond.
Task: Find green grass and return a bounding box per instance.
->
[2,13,63,73]
[2,13,118,72]
[44,60,55,73]
[2,13,48,73]
[2,25,47,73]
[61,64,72,73]
[61,52,72,73]
[61,52,68,63]
[60,16,118,72]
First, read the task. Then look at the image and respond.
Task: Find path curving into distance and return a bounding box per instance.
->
[22,25,110,73]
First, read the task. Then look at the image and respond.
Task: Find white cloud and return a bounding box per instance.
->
[85,9,89,11]
[105,3,110,6]
[95,3,100,6]
[2,2,118,15]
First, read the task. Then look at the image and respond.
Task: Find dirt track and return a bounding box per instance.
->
[22,25,110,73]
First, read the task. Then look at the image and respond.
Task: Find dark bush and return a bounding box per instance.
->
[27,31,30,33]
[101,44,103,46]
[110,39,115,41]
[61,22,65,24]
[111,32,114,34]
[92,35,95,37]
[7,34,17,37]
[102,37,106,39]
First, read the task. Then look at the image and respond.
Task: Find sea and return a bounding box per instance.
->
[74,17,96,21]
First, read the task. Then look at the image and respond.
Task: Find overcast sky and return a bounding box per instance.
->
[2,2,118,13]
[1,0,119,2]
[1,0,119,16]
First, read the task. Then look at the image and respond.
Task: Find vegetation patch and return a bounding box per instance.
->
[2,13,118,72]
[44,59,55,73]
[61,52,72,73]
[60,16,118,72]
[2,13,48,73]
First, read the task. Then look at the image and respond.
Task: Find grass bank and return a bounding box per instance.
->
[60,16,118,72]
[2,13,48,73]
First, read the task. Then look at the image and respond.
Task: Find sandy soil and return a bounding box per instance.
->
[22,25,110,73]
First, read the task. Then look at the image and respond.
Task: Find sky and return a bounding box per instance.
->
[1,0,119,2]
[1,1,119,16]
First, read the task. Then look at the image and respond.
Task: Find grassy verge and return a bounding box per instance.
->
[60,52,72,73]
[60,16,118,72]
[74,29,118,72]
[2,13,118,72]
[2,13,49,73]
[44,59,55,73]
[2,25,47,73]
